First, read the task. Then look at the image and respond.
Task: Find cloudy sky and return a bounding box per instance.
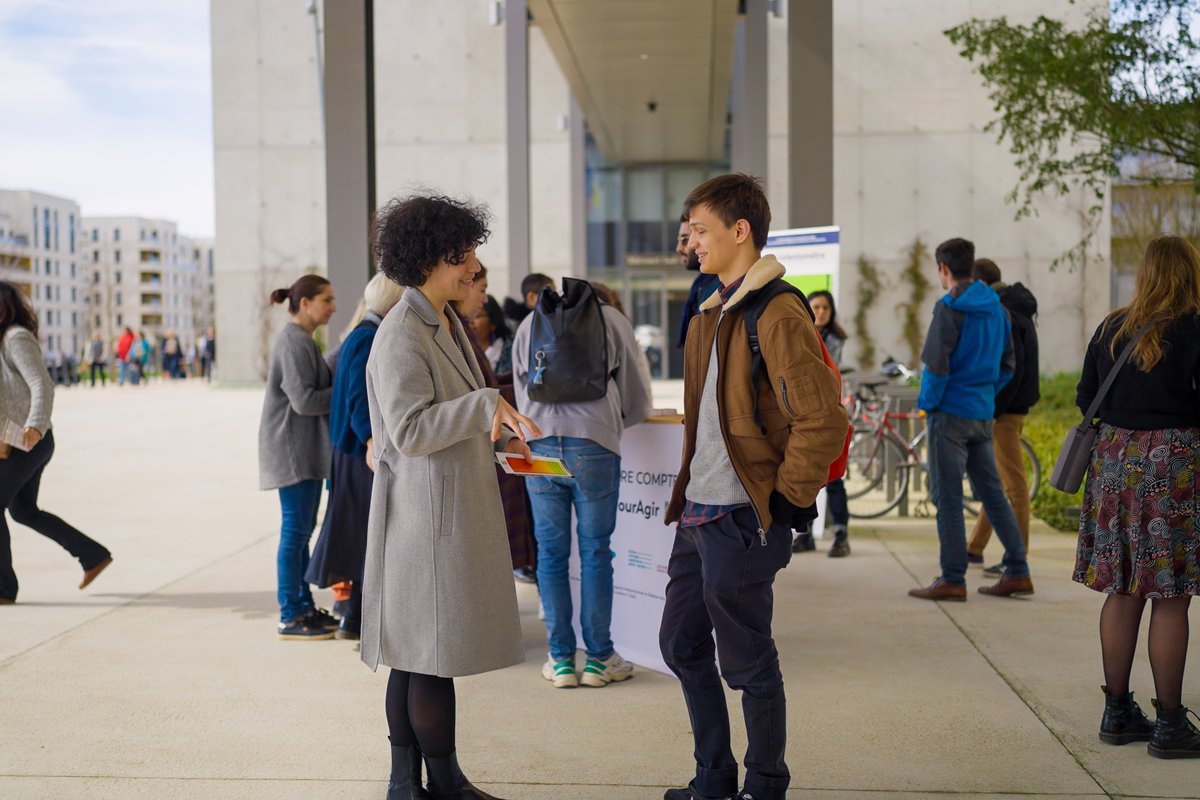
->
[0,0,214,236]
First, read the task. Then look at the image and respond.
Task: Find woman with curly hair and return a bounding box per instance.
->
[0,281,112,603]
[1074,235,1200,758]
[363,194,540,800]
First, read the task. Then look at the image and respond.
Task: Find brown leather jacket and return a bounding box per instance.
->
[665,255,850,532]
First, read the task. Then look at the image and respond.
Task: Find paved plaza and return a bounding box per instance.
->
[0,382,1197,800]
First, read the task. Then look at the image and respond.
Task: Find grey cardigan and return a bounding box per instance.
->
[258,322,332,490]
[0,326,53,435]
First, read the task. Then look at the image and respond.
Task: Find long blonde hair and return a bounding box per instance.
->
[1102,235,1200,370]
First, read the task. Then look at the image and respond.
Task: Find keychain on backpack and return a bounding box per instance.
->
[532,350,547,386]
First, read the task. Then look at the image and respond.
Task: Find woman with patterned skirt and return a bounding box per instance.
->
[1074,235,1200,759]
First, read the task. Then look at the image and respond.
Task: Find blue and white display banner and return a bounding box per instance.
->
[764,225,841,300]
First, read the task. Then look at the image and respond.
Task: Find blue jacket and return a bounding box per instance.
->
[917,280,1014,420]
[329,317,379,458]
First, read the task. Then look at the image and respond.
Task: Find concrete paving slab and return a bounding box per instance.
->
[2,383,1199,800]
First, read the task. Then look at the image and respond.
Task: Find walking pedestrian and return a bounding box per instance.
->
[116,327,134,385]
[363,193,540,800]
[0,281,112,605]
[908,237,1032,601]
[306,273,404,641]
[88,332,107,387]
[258,274,338,641]
[1074,235,1200,759]
[965,258,1040,573]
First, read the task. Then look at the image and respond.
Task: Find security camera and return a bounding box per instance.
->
[647,101,658,113]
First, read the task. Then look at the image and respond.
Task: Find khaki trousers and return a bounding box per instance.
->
[967,413,1030,555]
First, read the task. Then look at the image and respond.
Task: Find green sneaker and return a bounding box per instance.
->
[581,652,634,687]
[541,655,578,688]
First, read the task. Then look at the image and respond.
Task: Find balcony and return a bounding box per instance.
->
[140,293,163,308]
[140,271,163,286]
[141,313,163,327]
[139,249,162,264]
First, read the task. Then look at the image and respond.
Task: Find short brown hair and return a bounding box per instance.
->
[972,258,1002,285]
[683,173,771,250]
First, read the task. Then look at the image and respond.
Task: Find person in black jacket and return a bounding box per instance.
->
[676,213,721,350]
[966,258,1039,573]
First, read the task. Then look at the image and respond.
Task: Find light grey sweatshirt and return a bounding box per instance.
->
[258,322,332,490]
[512,304,654,455]
[0,326,54,435]
[685,322,751,507]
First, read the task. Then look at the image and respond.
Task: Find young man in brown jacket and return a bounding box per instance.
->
[660,174,849,800]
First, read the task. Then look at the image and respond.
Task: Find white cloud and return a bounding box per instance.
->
[0,0,214,236]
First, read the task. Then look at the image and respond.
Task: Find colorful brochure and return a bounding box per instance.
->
[495,452,575,478]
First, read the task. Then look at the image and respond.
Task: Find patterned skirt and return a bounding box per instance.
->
[1073,424,1200,598]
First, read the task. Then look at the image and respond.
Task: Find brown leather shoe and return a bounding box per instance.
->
[0,598,14,605]
[80,556,113,590]
[908,578,967,602]
[978,573,1034,597]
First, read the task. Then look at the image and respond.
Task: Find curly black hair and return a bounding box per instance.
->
[373,194,492,287]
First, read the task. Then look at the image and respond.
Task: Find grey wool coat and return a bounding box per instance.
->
[360,288,524,677]
[258,323,332,490]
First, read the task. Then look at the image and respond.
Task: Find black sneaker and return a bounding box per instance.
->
[664,782,734,800]
[982,563,1004,577]
[967,552,984,565]
[278,618,336,641]
[307,607,340,631]
[513,566,537,584]
[791,532,816,553]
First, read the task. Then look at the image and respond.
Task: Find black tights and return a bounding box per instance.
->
[386,669,456,757]
[1100,593,1191,710]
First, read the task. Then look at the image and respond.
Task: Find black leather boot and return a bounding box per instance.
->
[424,751,506,800]
[1148,700,1200,759]
[1098,685,1154,745]
[387,744,432,800]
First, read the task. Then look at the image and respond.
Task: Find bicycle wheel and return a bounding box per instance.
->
[912,428,981,517]
[1022,438,1041,501]
[846,432,910,519]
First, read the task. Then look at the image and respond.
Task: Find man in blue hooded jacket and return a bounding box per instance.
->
[909,238,1034,601]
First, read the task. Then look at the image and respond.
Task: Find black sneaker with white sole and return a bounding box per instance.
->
[278,618,336,641]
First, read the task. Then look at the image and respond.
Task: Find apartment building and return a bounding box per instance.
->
[82,217,214,350]
[0,190,87,359]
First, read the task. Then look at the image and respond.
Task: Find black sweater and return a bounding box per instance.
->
[1076,313,1200,430]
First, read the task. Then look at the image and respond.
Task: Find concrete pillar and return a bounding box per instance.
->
[569,94,586,277]
[323,0,375,338]
[732,0,768,180]
[787,0,833,227]
[506,0,531,300]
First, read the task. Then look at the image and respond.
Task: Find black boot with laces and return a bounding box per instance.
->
[1148,700,1200,759]
[1098,685,1154,745]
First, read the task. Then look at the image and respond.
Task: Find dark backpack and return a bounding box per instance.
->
[526,277,612,403]
[740,279,851,485]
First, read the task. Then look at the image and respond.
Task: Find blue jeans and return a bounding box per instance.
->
[277,480,322,623]
[926,411,1028,585]
[526,437,620,662]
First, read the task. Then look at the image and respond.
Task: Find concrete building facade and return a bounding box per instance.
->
[0,190,88,360]
[211,0,1111,383]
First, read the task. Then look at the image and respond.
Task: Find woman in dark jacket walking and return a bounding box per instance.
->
[805,290,850,558]
[1074,235,1200,758]
[0,281,111,603]
[258,274,337,640]
[307,273,404,639]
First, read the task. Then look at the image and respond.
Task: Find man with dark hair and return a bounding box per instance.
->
[677,213,721,350]
[966,259,1041,573]
[910,238,1033,602]
[661,174,848,800]
[503,273,555,331]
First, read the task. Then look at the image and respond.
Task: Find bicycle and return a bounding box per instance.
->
[843,379,1042,519]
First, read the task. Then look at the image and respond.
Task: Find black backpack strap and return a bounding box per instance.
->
[743,279,816,433]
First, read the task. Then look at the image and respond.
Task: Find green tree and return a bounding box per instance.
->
[945,0,1200,267]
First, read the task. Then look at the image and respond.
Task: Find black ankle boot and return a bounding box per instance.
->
[1099,685,1154,745]
[1148,700,1200,759]
[387,745,432,800]
[423,751,506,800]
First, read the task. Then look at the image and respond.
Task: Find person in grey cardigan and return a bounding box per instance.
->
[0,282,112,604]
[257,274,337,640]
[364,195,540,800]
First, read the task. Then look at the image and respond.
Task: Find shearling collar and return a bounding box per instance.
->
[698,254,787,314]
